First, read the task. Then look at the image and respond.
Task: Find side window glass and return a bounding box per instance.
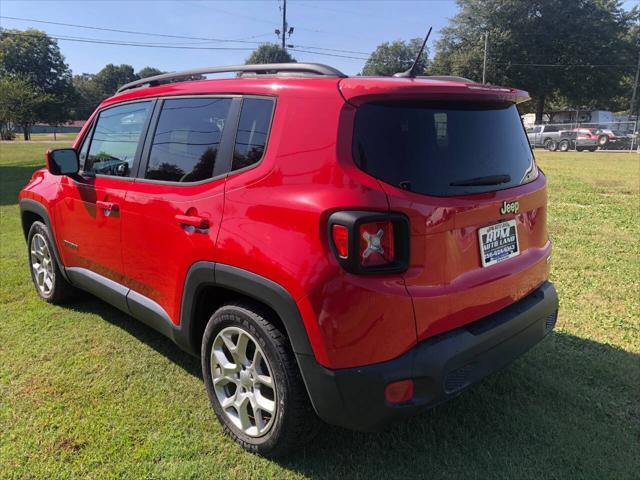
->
[145,98,232,182]
[86,102,152,177]
[78,124,92,170]
[232,98,274,171]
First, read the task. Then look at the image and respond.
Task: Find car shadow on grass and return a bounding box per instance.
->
[64,296,639,480]
[67,296,202,379]
[0,164,43,206]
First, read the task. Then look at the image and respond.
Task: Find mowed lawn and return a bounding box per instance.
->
[1,143,638,480]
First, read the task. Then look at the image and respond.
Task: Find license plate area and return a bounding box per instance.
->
[478,219,519,267]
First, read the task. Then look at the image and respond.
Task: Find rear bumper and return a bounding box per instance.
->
[297,281,559,431]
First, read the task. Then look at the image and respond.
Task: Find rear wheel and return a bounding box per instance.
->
[558,139,570,152]
[588,147,597,152]
[27,221,75,303]
[544,138,557,151]
[201,302,320,456]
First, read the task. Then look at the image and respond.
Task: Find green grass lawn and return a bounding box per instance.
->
[1,144,638,479]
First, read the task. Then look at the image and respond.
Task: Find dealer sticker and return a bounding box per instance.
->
[478,219,520,267]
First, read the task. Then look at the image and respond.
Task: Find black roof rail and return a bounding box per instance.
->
[116,63,347,94]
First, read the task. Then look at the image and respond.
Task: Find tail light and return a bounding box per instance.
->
[328,211,409,274]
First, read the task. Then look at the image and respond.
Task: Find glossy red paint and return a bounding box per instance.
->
[20,73,552,371]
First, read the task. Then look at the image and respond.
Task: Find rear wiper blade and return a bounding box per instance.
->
[450,174,511,187]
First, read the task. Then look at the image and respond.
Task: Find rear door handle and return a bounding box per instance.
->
[175,214,209,230]
[96,201,119,216]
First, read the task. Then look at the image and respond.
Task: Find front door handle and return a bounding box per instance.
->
[175,214,209,230]
[96,201,119,216]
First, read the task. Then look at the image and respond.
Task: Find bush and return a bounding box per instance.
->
[0,128,16,140]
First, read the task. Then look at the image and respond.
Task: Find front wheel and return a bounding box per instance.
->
[201,302,320,456]
[27,221,76,303]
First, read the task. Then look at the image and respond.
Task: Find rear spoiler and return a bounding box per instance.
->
[339,77,530,106]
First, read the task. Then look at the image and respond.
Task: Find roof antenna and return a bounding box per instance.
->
[393,26,433,78]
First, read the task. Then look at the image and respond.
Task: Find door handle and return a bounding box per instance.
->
[175,214,209,230]
[96,201,119,216]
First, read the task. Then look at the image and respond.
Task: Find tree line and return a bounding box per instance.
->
[1,0,638,140]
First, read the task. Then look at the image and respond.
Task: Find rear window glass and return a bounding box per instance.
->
[232,98,274,171]
[352,102,536,196]
[145,98,231,182]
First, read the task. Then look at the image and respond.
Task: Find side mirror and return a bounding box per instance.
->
[45,148,79,176]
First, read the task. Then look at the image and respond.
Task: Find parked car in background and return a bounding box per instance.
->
[572,128,614,148]
[526,124,564,149]
[569,129,599,152]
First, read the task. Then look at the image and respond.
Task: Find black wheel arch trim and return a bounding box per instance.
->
[19,198,71,283]
[177,262,314,357]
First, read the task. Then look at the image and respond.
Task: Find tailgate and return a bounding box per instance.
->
[380,176,550,341]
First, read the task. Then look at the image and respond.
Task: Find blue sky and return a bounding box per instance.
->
[0,0,460,75]
[1,0,636,77]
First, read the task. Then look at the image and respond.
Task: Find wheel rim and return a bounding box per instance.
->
[30,233,54,296]
[210,326,277,437]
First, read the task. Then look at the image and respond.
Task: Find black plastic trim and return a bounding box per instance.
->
[327,210,410,275]
[19,199,70,283]
[299,281,559,431]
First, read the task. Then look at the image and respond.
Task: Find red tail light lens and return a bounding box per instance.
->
[331,224,349,258]
[359,221,394,266]
[327,211,409,274]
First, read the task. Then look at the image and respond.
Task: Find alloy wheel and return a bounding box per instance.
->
[210,326,277,437]
[30,233,54,296]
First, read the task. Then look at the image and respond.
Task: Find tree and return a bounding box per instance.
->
[92,64,138,97]
[245,44,296,64]
[0,28,75,130]
[137,66,166,79]
[361,38,428,76]
[431,0,639,123]
[0,74,51,140]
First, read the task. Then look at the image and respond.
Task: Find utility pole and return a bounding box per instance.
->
[482,32,489,84]
[275,0,293,50]
[629,50,640,117]
[281,0,287,50]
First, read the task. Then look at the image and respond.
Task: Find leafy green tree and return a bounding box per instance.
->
[361,38,428,76]
[0,28,74,130]
[92,64,138,97]
[431,0,639,123]
[0,74,51,140]
[245,44,296,64]
[71,73,102,120]
[137,66,166,79]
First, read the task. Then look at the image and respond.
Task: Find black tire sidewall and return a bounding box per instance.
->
[201,305,294,454]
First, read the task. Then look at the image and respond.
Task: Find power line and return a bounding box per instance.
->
[0,15,371,56]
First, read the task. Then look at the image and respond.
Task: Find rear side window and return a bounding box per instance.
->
[145,98,232,182]
[232,98,274,171]
[352,102,537,197]
[85,101,152,177]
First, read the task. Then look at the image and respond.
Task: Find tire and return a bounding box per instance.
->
[558,139,570,152]
[588,148,597,152]
[545,139,558,151]
[576,147,584,152]
[201,302,320,457]
[598,135,609,147]
[27,221,76,303]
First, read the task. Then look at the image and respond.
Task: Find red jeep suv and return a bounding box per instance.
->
[19,63,558,456]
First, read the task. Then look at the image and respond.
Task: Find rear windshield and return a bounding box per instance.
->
[352,102,537,196]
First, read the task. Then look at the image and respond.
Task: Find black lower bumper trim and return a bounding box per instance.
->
[297,281,559,432]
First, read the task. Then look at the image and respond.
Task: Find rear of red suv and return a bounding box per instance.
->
[297,76,558,431]
[19,64,558,457]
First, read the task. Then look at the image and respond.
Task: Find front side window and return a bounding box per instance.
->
[145,98,232,182]
[85,102,152,177]
[232,98,274,171]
